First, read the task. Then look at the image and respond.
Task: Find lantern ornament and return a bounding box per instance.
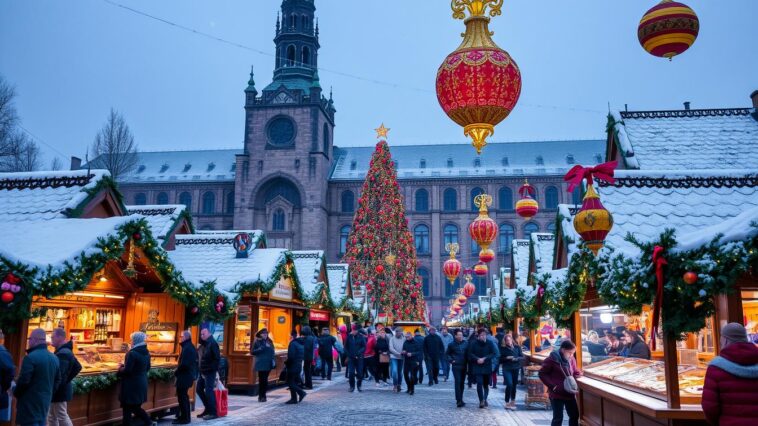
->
[478,248,495,264]
[638,0,699,61]
[564,161,617,256]
[462,270,476,297]
[457,295,468,306]
[515,180,539,220]
[436,0,522,154]
[443,243,462,285]
[469,194,498,258]
[473,261,488,277]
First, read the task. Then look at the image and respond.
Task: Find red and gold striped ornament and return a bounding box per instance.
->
[457,295,468,306]
[638,0,699,60]
[469,193,498,254]
[573,184,614,255]
[462,271,476,297]
[515,180,539,220]
[443,243,462,285]
[473,261,488,277]
[478,248,495,264]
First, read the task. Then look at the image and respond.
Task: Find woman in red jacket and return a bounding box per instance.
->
[702,322,758,426]
[539,340,582,426]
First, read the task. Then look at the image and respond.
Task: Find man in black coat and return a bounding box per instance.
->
[446,329,469,407]
[468,329,497,408]
[285,333,306,404]
[317,328,336,380]
[401,332,423,395]
[196,328,220,420]
[174,330,197,424]
[300,326,316,389]
[423,327,445,386]
[49,327,81,426]
[413,329,425,384]
[118,331,152,426]
[344,325,366,392]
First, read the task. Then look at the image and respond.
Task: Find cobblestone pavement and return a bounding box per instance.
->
[159,373,565,426]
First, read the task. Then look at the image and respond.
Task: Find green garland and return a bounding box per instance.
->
[72,367,175,395]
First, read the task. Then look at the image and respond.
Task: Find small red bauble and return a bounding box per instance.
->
[375,264,385,274]
[191,306,199,314]
[132,232,142,241]
[683,272,698,285]
[1,292,13,303]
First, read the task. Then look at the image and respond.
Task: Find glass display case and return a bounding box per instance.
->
[233,305,252,352]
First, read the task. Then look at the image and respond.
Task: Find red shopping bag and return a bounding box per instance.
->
[214,376,228,417]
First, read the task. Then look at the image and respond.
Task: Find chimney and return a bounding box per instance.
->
[683,101,691,110]
[751,90,758,109]
[70,156,82,170]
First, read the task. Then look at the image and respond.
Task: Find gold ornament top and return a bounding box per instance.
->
[451,0,503,20]
[445,242,460,258]
[375,123,390,139]
[474,193,493,215]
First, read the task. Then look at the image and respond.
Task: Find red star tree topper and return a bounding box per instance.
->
[341,134,427,322]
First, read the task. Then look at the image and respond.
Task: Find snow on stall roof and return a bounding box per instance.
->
[511,239,531,288]
[168,234,287,296]
[126,204,187,240]
[326,264,350,304]
[115,149,241,184]
[597,170,758,256]
[611,108,758,170]
[530,233,555,275]
[291,251,325,300]
[0,216,137,270]
[330,139,604,180]
[194,230,264,246]
[0,169,111,221]
[674,206,758,253]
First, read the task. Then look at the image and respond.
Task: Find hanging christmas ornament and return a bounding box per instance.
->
[443,243,462,285]
[462,270,476,297]
[457,295,468,306]
[375,264,385,274]
[564,161,617,255]
[515,180,539,220]
[478,248,495,264]
[469,194,498,258]
[191,306,199,315]
[473,262,488,276]
[436,0,521,154]
[1,292,13,303]
[638,0,699,60]
[683,271,698,285]
[132,232,142,241]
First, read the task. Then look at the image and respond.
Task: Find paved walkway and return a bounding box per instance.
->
[160,372,564,426]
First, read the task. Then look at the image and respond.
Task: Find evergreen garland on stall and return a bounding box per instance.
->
[72,367,175,395]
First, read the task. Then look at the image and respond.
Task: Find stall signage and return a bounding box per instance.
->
[270,279,293,301]
[309,310,329,321]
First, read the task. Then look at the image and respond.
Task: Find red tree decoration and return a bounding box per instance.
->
[341,131,427,322]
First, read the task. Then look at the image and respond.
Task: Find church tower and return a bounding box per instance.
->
[234,0,336,251]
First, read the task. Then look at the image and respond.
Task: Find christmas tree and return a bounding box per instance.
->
[341,125,427,322]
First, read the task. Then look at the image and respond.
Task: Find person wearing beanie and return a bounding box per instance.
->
[345,324,366,392]
[702,322,758,426]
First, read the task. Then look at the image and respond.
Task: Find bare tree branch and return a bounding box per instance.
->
[0,75,20,158]
[50,156,63,171]
[0,131,41,172]
[89,108,139,181]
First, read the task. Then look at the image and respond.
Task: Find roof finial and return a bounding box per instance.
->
[315,17,319,37]
[245,65,257,95]
[276,12,280,34]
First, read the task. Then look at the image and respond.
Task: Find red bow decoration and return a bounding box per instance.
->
[563,161,618,193]
[650,245,667,351]
[518,184,535,197]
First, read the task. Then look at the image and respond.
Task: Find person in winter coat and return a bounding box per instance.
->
[300,326,316,389]
[363,329,377,383]
[285,332,307,404]
[15,328,60,426]
[423,327,445,386]
[622,330,650,359]
[374,328,390,385]
[338,325,348,375]
[539,340,582,426]
[196,328,220,420]
[702,322,758,426]
[117,331,153,426]
[344,325,366,392]
[388,328,406,392]
[401,332,423,395]
[446,329,468,407]
[468,329,497,408]
[333,331,344,373]
[251,328,275,402]
[49,328,81,426]
[317,328,337,381]
[413,329,425,384]
[439,327,454,382]
[500,333,525,410]
[172,330,198,424]
[0,333,15,422]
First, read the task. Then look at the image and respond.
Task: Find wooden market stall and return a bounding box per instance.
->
[326,264,355,332]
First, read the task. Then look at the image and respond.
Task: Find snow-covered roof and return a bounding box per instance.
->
[331,140,604,180]
[116,149,241,184]
[168,233,288,296]
[326,264,351,306]
[0,216,136,271]
[511,239,531,288]
[557,204,582,259]
[291,250,325,301]
[0,169,112,222]
[610,108,758,170]
[530,233,555,276]
[126,204,188,241]
[193,230,265,246]
[597,170,758,256]
[675,206,758,253]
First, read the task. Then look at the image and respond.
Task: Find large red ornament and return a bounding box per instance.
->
[1,292,13,303]
[469,194,497,254]
[462,282,476,298]
[683,271,698,285]
[442,243,462,285]
[375,264,385,274]
[515,180,539,220]
[435,1,521,154]
[638,0,699,60]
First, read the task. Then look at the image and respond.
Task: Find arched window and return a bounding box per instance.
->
[545,186,559,209]
[341,190,355,213]
[134,193,147,206]
[202,192,215,214]
[289,15,295,29]
[499,223,515,254]
[156,192,169,205]
[339,225,350,255]
[498,186,513,211]
[323,123,330,153]
[572,187,582,205]
[443,188,457,212]
[286,45,295,66]
[418,268,431,297]
[547,222,557,234]
[178,192,192,210]
[225,192,235,215]
[524,222,539,238]
[415,189,429,212]
[414,224,430,254]
[260,178,302,208]
[272,208,285,231]
[470,187,484,211]
[302,46,310,66]
[443,224,459,250]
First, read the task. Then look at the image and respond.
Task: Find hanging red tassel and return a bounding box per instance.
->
[651,245,667,351]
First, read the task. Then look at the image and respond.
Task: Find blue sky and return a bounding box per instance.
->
[1,0,756,165]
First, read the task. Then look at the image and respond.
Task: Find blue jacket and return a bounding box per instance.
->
[252,338,275,372]
[345,333,366,359]
[14,344,60,424]
[445,340,468,368]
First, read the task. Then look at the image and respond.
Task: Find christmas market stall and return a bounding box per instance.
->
[167,231,305,393]
[291,251,335,332]
[326,264,356,329]
[0,170,208,425]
